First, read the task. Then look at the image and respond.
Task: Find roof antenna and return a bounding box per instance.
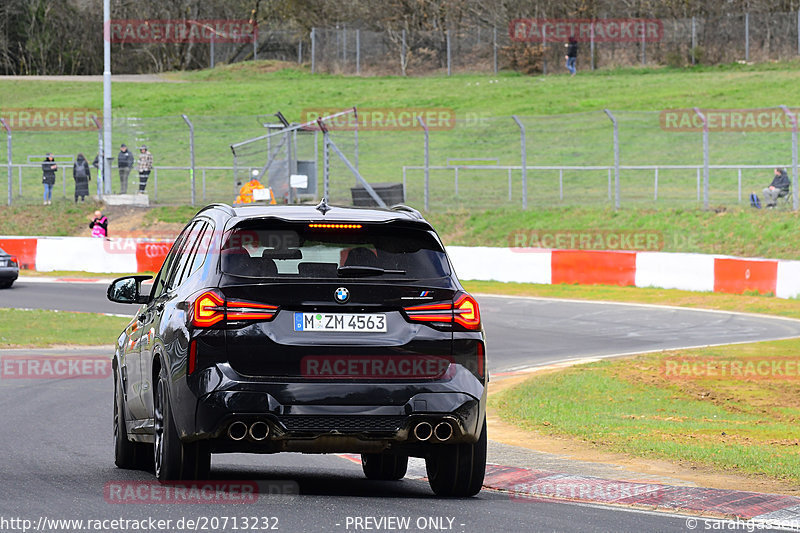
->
[316,197,331,215]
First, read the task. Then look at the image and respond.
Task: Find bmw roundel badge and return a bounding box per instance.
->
[334,287,350,304]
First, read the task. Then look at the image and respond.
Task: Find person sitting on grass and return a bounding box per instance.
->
[763,167,790,208]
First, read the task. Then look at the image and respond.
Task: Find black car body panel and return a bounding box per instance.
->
[109,203,487,473]
[0,247,19,288]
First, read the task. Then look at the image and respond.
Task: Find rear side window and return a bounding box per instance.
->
[220,222,450,280]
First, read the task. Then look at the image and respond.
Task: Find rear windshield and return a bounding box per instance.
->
[220,222,450,280]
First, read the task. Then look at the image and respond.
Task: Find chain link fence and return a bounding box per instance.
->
[2,109,799,211]
[191,12,800,74]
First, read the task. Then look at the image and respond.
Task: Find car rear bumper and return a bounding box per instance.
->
[0,267,19,282]
[188,363,486,455]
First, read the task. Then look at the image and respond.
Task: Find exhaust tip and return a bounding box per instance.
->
[227,421,248,441]
[413,421,433,441]
[434,421,453,442]
[249,421,270,441]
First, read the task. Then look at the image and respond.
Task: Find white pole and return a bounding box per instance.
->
[103,0,112,198]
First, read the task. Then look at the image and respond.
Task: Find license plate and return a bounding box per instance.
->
[294,312,387,332]
[0,259,5,267]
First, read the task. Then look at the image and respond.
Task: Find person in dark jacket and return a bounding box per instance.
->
[118,144,134,194]
[73,153,91,202]
[42,153,57,205]
[565,37,578,76]
[763,167,791,207]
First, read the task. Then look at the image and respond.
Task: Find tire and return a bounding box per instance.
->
[153,367,210,481]
[0,280,12,289]
[425,419,487,497]
[114,374,150,470]
[361,453,408,481]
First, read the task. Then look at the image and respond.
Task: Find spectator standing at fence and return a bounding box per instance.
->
[137,145,153,194]
[565,37,578,76]
[118,143,134,194]
[88,210,108,238]
[73,153,91,203]
[763,167,791,208]
[41,153,57,205]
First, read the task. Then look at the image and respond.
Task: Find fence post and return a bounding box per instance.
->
[640,20,646,65]
[542,26,547,75]
[0,118,10,206]
[654,168,659,201]
[354,108,359,172]
[446,30,451,76]
[511,115,527,210]
[181,114,196,206]
[356,29,361,75]
[311,28,316,73]
[745,12,750,62]
[693,107,710,209]
[323,128,330,199]
[780,105,799,210]
[797,10,800,56]
[153,167,158,203]
[604,109,620,210]
[91,116,105,197]
[401,29,407,76]
[298,38,302,64]
[210,33,215,69]
[253,24,258,61]
[202,168,206,202]
[559,168,563,200]
[493,27,498,74]
[454,167,459,197]
[590,21,595,70]
[691,16,696,65]
[417,116,430,211]
[738,168,742,203]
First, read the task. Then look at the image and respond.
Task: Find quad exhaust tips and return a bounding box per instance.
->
[413,421,433,441]
[434,421,453,442]
[227,421,248,441]
[248,421,270,441]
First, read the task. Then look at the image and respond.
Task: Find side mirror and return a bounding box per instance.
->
[107,275,153,304]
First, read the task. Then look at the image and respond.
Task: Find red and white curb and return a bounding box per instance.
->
[2,236,799,299]
[337,454,800,525]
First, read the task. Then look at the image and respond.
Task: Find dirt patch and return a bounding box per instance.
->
[488,373,800,496]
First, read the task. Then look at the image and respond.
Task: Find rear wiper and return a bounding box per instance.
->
[337,266,406,277]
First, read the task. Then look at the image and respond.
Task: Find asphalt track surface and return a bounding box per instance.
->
[1,281,798,532]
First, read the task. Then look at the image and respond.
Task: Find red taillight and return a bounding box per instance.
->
[403,301,452,323]
[308,223,362,229]
[9,256,18,267]
[454,294,481,330]
[227,300,278,321]
[191,291,278,328]
[404,293,481,330]
[192,291,225,327]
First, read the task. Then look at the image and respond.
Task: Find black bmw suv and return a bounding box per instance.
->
[108,202,487,496]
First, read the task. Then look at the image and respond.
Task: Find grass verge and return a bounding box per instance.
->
[462,281,800,320]
[0,308,130,348]
[491,338,800,483]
